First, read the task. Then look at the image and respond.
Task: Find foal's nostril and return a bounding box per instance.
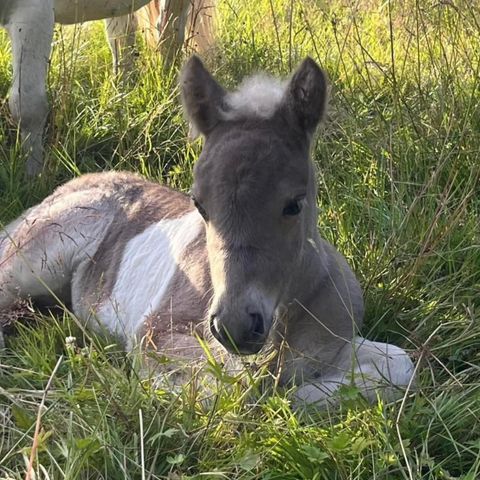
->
[250,312,265,336]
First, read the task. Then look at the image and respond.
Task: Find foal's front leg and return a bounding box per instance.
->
[6,0,54,175]
[293,337,416,408]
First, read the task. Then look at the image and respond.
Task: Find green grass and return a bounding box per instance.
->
[1,0,479,478]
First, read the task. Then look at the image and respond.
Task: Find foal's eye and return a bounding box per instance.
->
[283,197,305,216]
[191,196,209,221]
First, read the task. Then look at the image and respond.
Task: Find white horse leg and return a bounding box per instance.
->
[6,0,54,176]
[158,0,189,64]
[294,337,416,408]
[105,14,139,77]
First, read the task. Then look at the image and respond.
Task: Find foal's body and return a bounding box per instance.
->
[0,171,356,362]
[0,58,415,406]
[0,171,413,404]
[0,172,208,354]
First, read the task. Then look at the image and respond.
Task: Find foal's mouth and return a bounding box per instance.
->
[209,315,267,355]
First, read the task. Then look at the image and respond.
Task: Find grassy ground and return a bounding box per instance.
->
[0,0,479,478]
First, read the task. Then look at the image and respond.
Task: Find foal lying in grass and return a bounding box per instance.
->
[0,57,415,407]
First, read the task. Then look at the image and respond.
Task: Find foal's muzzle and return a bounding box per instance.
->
[210,311,268,355]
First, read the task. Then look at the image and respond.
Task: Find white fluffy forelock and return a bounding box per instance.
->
[222,74,287,120]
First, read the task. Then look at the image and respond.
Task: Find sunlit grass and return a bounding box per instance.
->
[1,1,479,478]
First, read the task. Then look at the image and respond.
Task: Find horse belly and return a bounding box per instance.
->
[53,0,151,24]
[93,210,207,350]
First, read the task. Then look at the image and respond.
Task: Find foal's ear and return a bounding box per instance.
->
[284,57,328,135]
[180,56,226,138]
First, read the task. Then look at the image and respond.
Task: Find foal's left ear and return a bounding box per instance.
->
[180,55,227,138]
[284,57,328,135]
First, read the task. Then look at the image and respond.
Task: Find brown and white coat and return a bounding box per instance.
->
[0,57,415,407]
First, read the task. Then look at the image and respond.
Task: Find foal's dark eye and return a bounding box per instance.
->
[283,197,305,216]
[191,196,208,221]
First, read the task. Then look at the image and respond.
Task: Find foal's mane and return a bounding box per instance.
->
[222,74,287,121]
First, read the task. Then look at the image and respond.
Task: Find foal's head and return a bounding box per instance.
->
[181,56,327,355]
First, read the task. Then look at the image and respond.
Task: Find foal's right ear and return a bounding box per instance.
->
[180,56,226,138]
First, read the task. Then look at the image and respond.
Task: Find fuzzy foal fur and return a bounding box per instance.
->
[0,57,415,406]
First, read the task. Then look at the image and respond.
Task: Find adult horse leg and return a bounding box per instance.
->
[185,0,216,53]
[135,1,161,50]
[6,0,54,176]
[158,0,189,64]
[105,13,139,78]
[134,0,216,64]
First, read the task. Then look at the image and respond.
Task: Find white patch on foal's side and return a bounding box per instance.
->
[223,74,287,121]
[97,210,203,346]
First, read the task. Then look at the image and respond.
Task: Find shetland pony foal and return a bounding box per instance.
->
[0,57,415,407]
